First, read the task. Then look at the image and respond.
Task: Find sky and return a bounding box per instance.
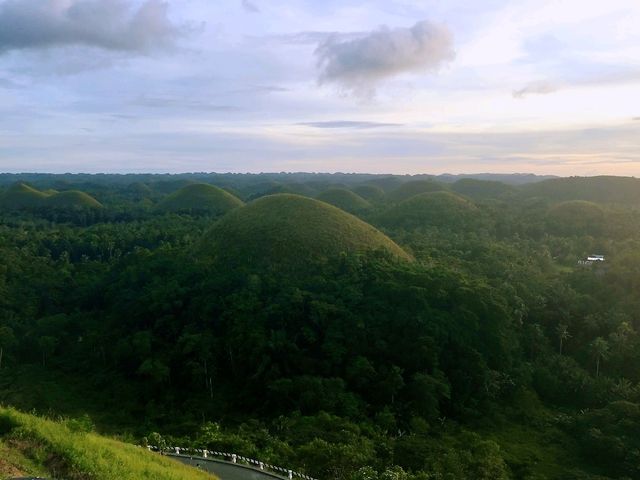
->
[0,0,639,175]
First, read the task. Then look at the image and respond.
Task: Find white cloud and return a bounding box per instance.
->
[315,20,455,96]
[0,0,183,54]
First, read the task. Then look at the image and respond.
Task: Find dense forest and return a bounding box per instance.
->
[1,173,640,480]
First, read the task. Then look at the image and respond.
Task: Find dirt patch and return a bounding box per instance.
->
[0,456,26,477]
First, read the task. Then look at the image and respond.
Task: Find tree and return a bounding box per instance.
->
[556,324,571,355]
[590,337,610,377]
[0,325,15,369]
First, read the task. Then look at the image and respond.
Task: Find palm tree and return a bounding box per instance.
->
[590,337,610,377]
[556,324,571,355]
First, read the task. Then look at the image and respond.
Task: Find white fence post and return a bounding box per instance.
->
[289,469,293,479]
[203,449,208,458]
[232,454,237,463]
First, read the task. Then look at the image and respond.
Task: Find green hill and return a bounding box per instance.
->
[47,190,103,209]
[520,176,640,205]
[451,178,514,200]
[378,191,478,230]
[352,184,386,202]
[0,407,214,480]
[157,183,244,214]
[0,183,49,210]
[316,188,371,213]
[389,180,448,202]
[246,182,318,200]
[546,200,605,236]
[200,194,411,269]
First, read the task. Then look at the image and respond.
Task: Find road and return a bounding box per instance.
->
[170,454,290,480]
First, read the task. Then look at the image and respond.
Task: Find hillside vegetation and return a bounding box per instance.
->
[157,183,244,214]
[4,173,640,480]
[378,191,478,230]
[316,188,371,213]
[0,407,215,480]
[0,183,102,211]
[200,194,411,268]
[388,180,448,202]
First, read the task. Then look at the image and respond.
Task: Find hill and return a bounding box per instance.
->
[0,407,214,480]
[316,188,371,213]
[200,194,411,269]
[157,183,244,214]
[352,184,386,202]
[0,183,49,210]
[47,190,103,209]
[389,180,448,202]
[546,200,605,236]
[451,178,515,200]
[520,176,640,205]
[378,191,478,230]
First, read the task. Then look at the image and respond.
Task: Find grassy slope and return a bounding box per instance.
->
[378,191,478,230]
[201,194,412,267]
[158,183,244,213]
[388,180,448,202]
[316,188,371,213]
[0,407,215,480]
[47,190,103,209]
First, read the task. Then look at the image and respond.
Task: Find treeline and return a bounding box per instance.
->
[1,176,640,479]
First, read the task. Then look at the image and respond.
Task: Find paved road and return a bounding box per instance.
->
[170,454,289,480]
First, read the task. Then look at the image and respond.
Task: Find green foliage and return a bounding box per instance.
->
[388,180,448,202]
[3,173,640,480]
[200,194,412,269]
[0,407,216,480]
[317,188,371,213]
[378,191,479,231]
[156,183,244,214]
[352,184,386,202]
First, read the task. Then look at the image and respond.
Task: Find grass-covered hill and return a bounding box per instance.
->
[352,184,386,202]
[451,178,515,200]
[316,188,371,213]
[378,191,479,230]
[0,407,214,480]
[0,183,50,210]
[246,182,318,201]
[388,180,448,202]
[47,190,104,209]
[546,200,606,236]
[200,193,411,269]
[520,176,640,205]
[157,183,244,214]
[0,183,102,211]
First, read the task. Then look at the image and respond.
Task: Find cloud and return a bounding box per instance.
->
[0,0,183,54]
[514,70,640,98]
[241,0,260,13]
[0,76,22,89]
[262,31,364,46]
[131,96,239,112]
[315,20,455,96]
[298,121,403,129]
[512,81,558,98]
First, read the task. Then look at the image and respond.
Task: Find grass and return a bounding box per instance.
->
[0,183,102,211]
[378,191,478,230]
[47,190,103,209]
[157,183,244,214]
[0,407,216,480]
[388,180,448,202]
[316,188,371,213]
[351,184,386,202]
[201,193,412,268]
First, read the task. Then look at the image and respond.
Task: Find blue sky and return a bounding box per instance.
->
[0,0,639,175]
